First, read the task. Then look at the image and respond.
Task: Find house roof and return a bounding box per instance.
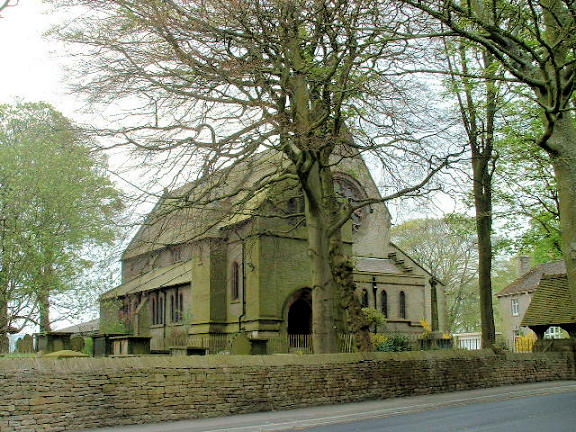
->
[495,260,566,297]
[56,319,100,335]
[521,274,576,327]
[101,261,193,300]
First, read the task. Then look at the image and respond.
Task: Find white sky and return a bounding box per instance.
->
[0,0,83,119]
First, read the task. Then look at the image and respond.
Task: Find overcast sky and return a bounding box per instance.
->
[0,0,82,119]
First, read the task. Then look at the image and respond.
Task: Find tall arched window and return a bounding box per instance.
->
[399,291,406,319]
[158,294,165,324]
[170,288,184,323]
[381,290,388,318]
[231,261,240,300]
[361,289,369,308]
[177,292,184,322]
[151,297,157,325]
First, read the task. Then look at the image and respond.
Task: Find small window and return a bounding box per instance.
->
[287,195,305,214]
[361,289,369,308]
[381,290,388,318]
[231,261,240,300]
[544,326,564,339]
[399,291,406,319]
[172,246,182,263]
[511,298,519,316]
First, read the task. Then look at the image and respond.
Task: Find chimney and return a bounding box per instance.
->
[517,256,531,277]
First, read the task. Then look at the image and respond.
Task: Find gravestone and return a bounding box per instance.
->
[16,334,34,353]
[70,336,85,353]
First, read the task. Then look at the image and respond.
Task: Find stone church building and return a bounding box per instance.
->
[100,150,447,352]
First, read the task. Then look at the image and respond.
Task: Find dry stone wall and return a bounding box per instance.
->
[0,350,574,432]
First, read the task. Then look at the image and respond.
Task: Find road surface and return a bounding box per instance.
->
[79,381,576,432]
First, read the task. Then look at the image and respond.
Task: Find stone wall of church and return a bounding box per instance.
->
[1,350,574,431]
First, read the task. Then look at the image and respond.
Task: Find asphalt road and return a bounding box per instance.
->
[303,390,576,432]
[80,381,576,432]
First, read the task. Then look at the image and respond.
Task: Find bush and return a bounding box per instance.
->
[83,337,94,356]
[375,334,411,352]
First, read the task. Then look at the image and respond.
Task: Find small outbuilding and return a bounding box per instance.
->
[522,274,576,340]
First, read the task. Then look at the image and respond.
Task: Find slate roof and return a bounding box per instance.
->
[57,319,100,335]
[101,261,193,300]
[495,260,566,297]
[356,258,402,274]
[521,274,576,326]
[123,150,287,260]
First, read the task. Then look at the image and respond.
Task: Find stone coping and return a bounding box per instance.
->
[0,350,570,372]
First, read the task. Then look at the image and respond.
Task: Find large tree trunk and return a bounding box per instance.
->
[473,171,496,348]
[38,290,51,332]
[304,161,338,354]
[306,210,338,353]
[330,244,371,352]
[0,291,8,354]
[547,113,576,310]
[456,46,497,348]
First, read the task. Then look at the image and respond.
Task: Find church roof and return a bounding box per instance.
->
[356,257,403,274]
[496,260,566,297]
[101,261,193,300]
[521,274,576,327]
[123,150,287,260]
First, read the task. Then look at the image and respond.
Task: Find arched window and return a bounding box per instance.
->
[152,293,165,325]
[361,289,369,308]
[333,174,366,232]
[158,294,165,324]
[381,290,388,318]
[151,297,157,325]
[178,292,184,322]
[399,291,406,319]
[231,261,240,300]
[170,288,184,323]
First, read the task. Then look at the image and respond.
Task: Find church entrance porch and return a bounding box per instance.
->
[286,288,312,352]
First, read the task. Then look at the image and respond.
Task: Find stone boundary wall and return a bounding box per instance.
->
[1,350,574,431]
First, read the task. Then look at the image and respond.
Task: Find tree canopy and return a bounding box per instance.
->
[0,102,122,352]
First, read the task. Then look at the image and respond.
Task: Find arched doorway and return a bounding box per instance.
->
[286,288,312,335]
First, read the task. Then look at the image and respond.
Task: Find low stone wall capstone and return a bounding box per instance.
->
[0,350,574,432]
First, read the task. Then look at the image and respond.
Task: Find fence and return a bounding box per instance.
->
[182,333,359,354]
[187,334,231,354]
[181,332,452,354]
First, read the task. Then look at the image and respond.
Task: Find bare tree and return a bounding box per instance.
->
[53,0,457,352]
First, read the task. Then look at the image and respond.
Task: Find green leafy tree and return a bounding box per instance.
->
[494,100,561,263]
[0,102,122,352]
[392,216,480,333]
[400,0,576,330]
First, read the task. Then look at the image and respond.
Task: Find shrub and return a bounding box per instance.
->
[83,337,94,356]
[375,334,411,352]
